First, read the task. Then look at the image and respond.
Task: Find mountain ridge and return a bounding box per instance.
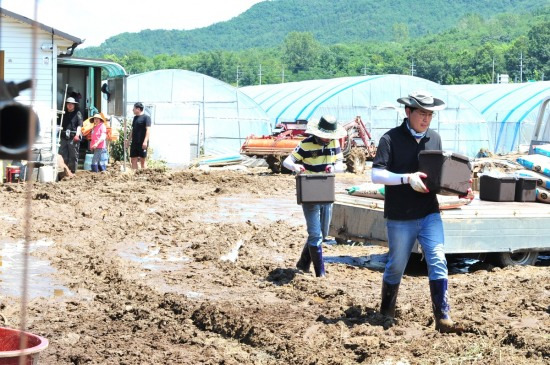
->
[76,0,548,58]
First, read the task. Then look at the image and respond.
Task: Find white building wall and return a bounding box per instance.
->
[1,13,75,149]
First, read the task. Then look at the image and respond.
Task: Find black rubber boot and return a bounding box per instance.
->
[308,245,325,277]
[380,280,400,317]
[429,279,464,334]
[296,244,311,273]
[91,164,99,173]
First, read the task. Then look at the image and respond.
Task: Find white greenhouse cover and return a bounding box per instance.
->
[445,81,550,154]
[126,70,271,165]
[241,74,490,157]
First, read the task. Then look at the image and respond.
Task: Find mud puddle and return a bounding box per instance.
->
[0,239,71,298]
[203,196,303,224]
[118,241,191,272]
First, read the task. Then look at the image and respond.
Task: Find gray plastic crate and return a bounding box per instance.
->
[296,173,335,204]
[418,150,472,195]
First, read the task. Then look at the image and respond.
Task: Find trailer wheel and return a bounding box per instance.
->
[346,148,366,174]
[485,251,539,267]
[266,155,283,173]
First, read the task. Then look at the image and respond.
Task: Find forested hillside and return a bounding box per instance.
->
[76,0,548,57]
[76,1,550,87]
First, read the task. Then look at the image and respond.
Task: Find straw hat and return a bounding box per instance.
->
[306,115,347,139]
[92,113,106,123]
[397,90,446,111]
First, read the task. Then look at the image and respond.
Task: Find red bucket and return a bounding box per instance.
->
[0,327,48,365]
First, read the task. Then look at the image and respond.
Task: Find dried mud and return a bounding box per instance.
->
[0,167,548,364]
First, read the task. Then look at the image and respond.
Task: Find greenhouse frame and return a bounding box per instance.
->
[241,75,492,157]
[124,69,271,166]
[446,81,550,154]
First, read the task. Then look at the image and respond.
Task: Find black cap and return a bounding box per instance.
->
[134,102,144,110]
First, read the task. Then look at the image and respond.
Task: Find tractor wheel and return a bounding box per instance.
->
[266,155,283,173]
[342,129,354,155]
[346,148,367,174]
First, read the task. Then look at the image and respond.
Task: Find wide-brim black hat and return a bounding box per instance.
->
[397,90,446,111]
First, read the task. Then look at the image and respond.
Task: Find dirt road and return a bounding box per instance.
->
[0,167,548,364]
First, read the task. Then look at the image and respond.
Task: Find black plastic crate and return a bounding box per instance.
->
[418,151,472,195]
[514,177,537,202]
[296,173,335,204]
[479,175,516,202]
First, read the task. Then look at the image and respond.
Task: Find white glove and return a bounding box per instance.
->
[408,172,429,193]
[325,165,334,173]
[294,164,305,173]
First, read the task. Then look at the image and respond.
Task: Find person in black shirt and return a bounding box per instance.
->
[126,102,151,169]
[371,90,471,333]
[58,97,83,173]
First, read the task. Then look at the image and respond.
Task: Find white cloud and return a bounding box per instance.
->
[1,0,264,47]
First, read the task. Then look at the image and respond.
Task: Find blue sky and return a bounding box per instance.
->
[1,0,264,47]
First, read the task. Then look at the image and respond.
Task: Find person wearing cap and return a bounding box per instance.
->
[90,113,108,172]
[58,97,83,173]
[371,91,470,333]
[283,115,346,277]
[125,102,151,169]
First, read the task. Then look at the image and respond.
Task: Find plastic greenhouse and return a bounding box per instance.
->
[241,75,491,157]
[445,81,550,154]
[125,69,271,166]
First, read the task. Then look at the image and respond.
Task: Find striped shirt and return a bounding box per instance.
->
[290,135,344,173]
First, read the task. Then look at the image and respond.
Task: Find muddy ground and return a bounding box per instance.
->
[0,166,548,364]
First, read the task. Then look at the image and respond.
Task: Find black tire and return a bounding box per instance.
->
[485,251,539,267]
[265,155,282,173]
[346,148,367,174]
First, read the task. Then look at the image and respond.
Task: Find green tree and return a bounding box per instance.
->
[504,36,529,82]
[282,32,322,73]
[527,21,550,80]
[392,23,409,43]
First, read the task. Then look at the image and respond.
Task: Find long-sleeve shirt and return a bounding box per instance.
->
[284,135,344,173]
[91,123,107,149]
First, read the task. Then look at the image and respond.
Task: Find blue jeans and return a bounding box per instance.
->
[384,212,447,284]
[302,203,333,247]
[92,148,107,171]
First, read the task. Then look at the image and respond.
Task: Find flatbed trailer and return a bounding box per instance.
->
[329,193,550,266]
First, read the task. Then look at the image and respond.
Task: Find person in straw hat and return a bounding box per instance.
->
[371,90,472,333]
[58,96,83,173]
[90,113,108,172]
[283,115,346,277]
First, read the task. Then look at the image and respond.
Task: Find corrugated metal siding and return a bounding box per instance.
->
[1,14,74,144]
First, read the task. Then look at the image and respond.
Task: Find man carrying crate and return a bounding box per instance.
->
[283,115,346,277]
[371,91,472,333]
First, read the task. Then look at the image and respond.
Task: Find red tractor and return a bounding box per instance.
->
[240,116,376,173]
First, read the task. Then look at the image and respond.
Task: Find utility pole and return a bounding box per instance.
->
[258,64,262,85]
[362,64,367,76]
[236,66,240,88]
[281,66,285,83]
[410,58,416,76]
[492,57,495,84]
[519,52,523,83]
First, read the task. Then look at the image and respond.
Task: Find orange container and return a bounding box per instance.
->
[0,327,48,364]
[80,118,94,136]
[107,127,119,141]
